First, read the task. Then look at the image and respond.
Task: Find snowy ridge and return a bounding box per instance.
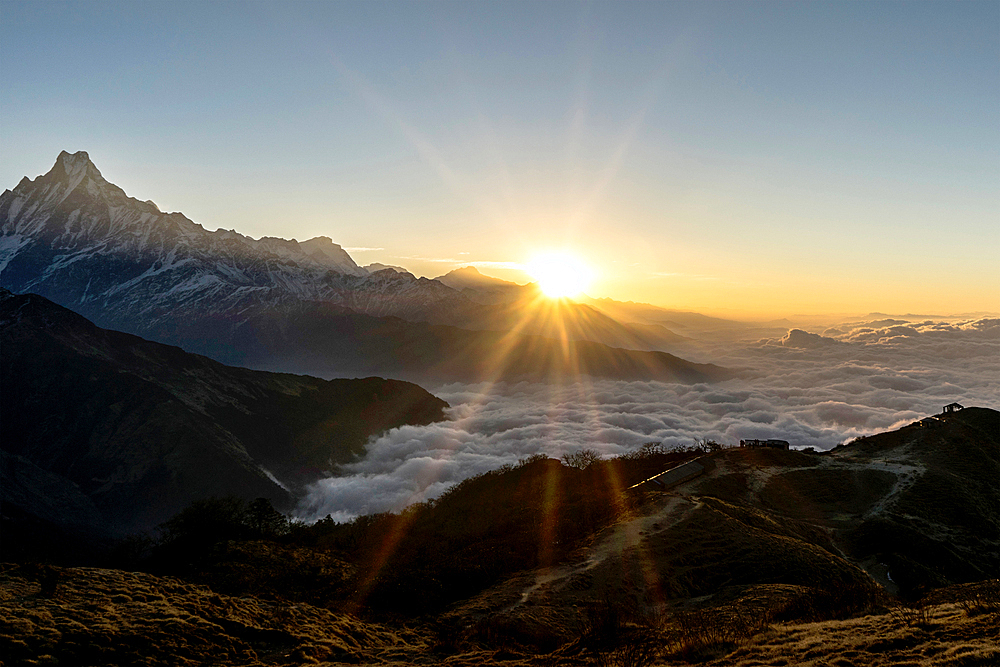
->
[0,151,474,334]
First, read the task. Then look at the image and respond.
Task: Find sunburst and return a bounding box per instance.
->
[525,251,594,299]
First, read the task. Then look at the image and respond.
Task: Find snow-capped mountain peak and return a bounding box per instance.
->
[298,235,360,269]
[56,150,102,182]
[0,151,472,339]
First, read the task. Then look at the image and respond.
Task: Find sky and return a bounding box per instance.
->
[2,0,998,317]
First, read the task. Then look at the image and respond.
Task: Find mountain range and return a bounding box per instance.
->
[0,151,727,384]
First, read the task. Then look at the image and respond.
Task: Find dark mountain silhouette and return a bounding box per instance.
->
[435,266,535,304]
[0,152,726,383]
[436,267,690,350]
[581,295,743,330]
[209,299,725,384]
[0,289,448,546]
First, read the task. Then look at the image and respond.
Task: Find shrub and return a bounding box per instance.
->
[771,582,889,622]
[617,442,670,460]
[957,580,1000,616]
[158,496,290,548]
[890,600,934,629]
[245,497,290,538]
[158,496,250,549]
[562,448,602,469]
[694,438,725,453]
[580,599,662,667]
[662,606,770,663]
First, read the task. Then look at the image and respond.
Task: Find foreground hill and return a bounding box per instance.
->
[1,564,997,666]
[0,152,724,383]
[0,289,447,548]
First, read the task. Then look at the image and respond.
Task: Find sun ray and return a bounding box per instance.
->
[331,57,512,228]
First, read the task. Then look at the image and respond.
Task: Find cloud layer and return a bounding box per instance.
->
[296,317,999,522]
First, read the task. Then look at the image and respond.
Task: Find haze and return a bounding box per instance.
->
[3,1,997,317]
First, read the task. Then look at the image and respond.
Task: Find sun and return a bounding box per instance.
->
[525,251,594,299]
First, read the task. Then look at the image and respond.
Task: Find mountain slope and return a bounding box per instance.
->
[452,298,690,351]
[0,289,448,542]
[829,408,1000,593]
[581,295,743,330]
[398,408,998,655]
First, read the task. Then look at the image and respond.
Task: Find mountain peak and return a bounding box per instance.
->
[438,266,521,289]
[297,236,366,274]
[53,150,104,184]
[300,236,341,252]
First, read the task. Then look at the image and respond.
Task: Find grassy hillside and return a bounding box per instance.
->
[4,408,998,665]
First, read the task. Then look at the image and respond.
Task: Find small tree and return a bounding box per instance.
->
[694,438,724,453]
[159,496,248,549]
[562,448,603,469]
[246,497,289,538]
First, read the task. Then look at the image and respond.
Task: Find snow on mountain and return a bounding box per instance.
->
[0,151,472,333]
[364,262,410,274]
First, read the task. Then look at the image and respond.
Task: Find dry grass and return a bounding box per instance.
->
[955,580,1000,617]
[0,563,427,666]
[697,603,1000,667]
[659,605,772,663]
[578,599,663,667]
[3,564,999,666]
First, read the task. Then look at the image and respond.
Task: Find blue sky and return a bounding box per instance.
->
[2,0,997,316]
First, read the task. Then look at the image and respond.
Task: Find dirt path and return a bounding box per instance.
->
[858,458,924,518]
[508,493,703,611]
[505,446,930,615]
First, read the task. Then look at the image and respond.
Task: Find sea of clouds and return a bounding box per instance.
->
[295,317,999,522]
